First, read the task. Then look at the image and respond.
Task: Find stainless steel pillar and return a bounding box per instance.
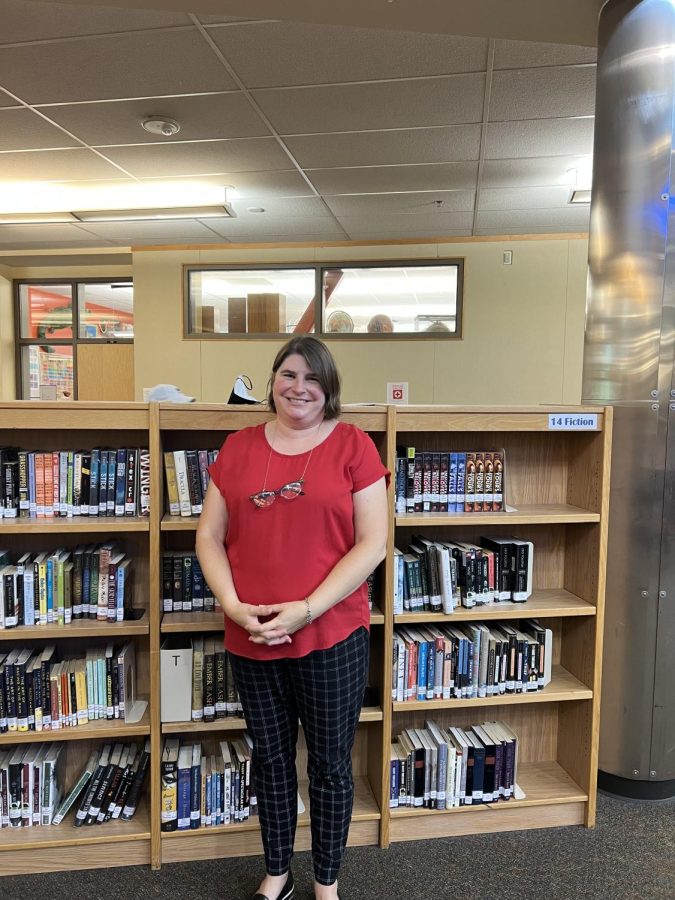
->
[584,0,675,798]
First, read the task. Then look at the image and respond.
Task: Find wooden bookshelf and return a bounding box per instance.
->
[0,402,154,876]
[0,402,610,874]
[385,405,611,845]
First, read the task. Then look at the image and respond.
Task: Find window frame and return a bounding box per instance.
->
[14,276,134,400]
[182,258,464,340]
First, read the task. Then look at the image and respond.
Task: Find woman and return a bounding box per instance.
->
[196,335,389,900]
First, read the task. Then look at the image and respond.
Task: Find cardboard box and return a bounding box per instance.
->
[160,637,193,722]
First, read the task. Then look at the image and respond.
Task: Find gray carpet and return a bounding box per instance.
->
[3,793,674,899]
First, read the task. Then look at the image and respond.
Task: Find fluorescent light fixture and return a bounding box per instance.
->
[73,204,233,222]
[570,189,592,204]
[0,182,235,224]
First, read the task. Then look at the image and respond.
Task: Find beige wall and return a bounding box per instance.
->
[133,237,589,405]
[0,268,15,400]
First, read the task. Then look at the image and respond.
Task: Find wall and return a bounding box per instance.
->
[0,267,15,401]
[133,236,589,406]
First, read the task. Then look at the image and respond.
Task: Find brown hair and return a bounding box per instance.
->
[267,335,342,419]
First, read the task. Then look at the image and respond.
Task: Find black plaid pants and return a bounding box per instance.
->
[229,626,369,885]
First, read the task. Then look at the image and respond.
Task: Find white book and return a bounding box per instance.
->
[173,451,193,518]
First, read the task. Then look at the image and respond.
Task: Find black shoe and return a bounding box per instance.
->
[252,869,294,900]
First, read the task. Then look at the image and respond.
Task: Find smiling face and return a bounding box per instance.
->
[271,353,327,429]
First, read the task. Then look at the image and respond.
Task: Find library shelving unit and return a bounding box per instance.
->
[0,403,153,875]
[0,401,610,873]
[385,406,611,845]
[152,404,390,866]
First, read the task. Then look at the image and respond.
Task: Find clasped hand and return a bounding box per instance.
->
[230,600,307,646]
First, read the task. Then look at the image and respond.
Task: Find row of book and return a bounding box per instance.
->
[161,735,255,830]
[0,642,138,733]
[394,448,505,514]
[0,739,149,828]
[393,620,552,702]
[0,447,150,519]
[0,545,134,628]
[160,636,242,723]
[390,720,518,809]
[162,552,216,613]
[393,535,533,614]
[164,449,218,518]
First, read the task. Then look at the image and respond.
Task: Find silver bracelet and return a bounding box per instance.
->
[304,597,313,626]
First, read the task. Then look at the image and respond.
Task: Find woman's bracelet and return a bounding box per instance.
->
[304,597,313,626]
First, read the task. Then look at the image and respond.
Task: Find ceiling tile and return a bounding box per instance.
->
[0,222,109,242]
[485,118,595,159]
[0,147,128,180]
[78,219,228,242]
[481,155,592,188]
[0,88,20,107]
[206,216,345,239]
[0,30,236,104]
[325,190,474,217]
[490,66,596,121]
[0,108,78,150]
[494,40,597,69]
[337,211,474,233]
[229,197,331,218]
[253,75,485,135]
[307,162,479,195]
[286,125,482,168]
[140,170,315,199]
[478,186,574,210]
[476,206,590,229]
[100,139,292,177]
[44,93,270,145]
[0,0,191,43]
[211,21,488,87]
[475,224,587,235]
[344,227,470,240]
[0,239,118,249]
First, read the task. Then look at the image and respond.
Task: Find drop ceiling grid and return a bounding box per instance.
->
[0,1,595,245]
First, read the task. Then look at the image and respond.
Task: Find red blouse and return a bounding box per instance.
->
[208,421,389,660]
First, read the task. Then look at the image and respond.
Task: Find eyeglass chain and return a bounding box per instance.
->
[260,419,323,494]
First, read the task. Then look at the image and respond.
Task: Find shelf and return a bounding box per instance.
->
[161,706,383,734]
[394,589,596,624]
[161,607,385,632]
[0,796,150,852]
[0,516,149,534]
[370,604,385,624]
[161,515,199,531]
[392,666,591,712]
[396,504,600,527]
[0,612,149,641]
[0,707,151,745]
[161,611,224,633]
[161,774,379,840]
[390,760,587,820]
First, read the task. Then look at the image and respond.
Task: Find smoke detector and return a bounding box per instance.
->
[141,116,181,137]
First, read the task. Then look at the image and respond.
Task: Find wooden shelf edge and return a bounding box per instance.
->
[161,515,199,531]
[396,504,600,527]
[394,590,596,623]
[0,709,151,745]
[0,798,150,851]
[0,517,150,534]
[390,761,587,819]
[392,666,592,712]
[162,708,383,734]
[0,613,149,641]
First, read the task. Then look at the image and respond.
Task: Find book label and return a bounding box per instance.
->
[548,413,598,430]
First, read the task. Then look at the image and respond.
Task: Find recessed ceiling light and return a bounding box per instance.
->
[141,116,181,137]
[247,206,266,214]
[569,189,592,204]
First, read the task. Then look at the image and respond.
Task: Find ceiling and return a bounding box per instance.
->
[0,0,597,253]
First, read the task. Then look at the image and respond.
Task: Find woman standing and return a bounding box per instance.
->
[196,335,389,900]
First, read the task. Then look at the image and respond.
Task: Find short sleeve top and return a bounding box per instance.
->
[208,421,389,659]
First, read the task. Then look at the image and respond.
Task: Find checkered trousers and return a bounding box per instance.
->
[229,626,369,885]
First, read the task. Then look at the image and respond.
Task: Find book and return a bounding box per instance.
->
[160,737,180,832]
[52,750,99,825]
